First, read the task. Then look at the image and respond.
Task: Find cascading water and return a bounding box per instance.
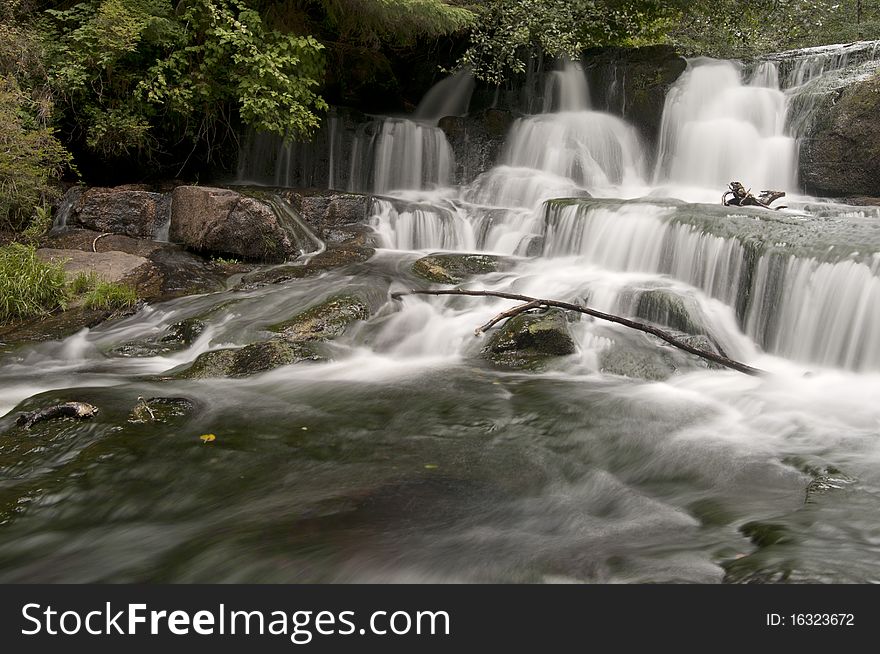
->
[5,44,880,584]
[654,58,796,192]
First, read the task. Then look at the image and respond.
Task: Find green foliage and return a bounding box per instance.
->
[68,270,99,295]
[0,243,68,323]
[304,0,474,45]
[42,0,328,163]
[20,203,54,242]
[80,279,138,311]
[458,0,679,84]
[0,75,71,231]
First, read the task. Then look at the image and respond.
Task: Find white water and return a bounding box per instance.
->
[5,44,880,584]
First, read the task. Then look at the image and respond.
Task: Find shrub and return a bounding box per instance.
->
[0,242,68,322]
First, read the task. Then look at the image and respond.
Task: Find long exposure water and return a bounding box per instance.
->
[3,48,880,582]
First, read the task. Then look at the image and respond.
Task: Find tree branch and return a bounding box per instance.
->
[391,288,766,377]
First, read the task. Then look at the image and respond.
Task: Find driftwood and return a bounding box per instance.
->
[722,181,786,210]
[16,402,99,430]
[391,288,765,377]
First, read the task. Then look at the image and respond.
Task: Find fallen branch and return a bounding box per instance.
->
[391,288,765,377]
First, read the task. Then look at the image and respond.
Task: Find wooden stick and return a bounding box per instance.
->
[392,288,766,377]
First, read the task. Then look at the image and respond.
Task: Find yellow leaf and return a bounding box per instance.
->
[424,464,438,470]
[200,434,216,443]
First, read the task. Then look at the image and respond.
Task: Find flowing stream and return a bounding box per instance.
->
[3,48,880,582]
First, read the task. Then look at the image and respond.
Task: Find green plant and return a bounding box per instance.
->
[0,242,68,323]
[81,279,138,311]
[0,75,71,231]
[20,202,54,242]
[68,270,98,295]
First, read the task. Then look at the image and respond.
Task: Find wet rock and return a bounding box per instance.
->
[582,45,687,148]
[482,309,577,370]
[782,456,856,504]
[270,294,370,342]
[63,186,170,238]
[110,317,208,358]
[599,344,678,381]
[169,186,301,262]
[177,340,322,379]
[440,109,516,184]
[633,289,704,336]
[276,190,372,242]
[127,397,195,424]
[237,245,375,289]
[0,306,116,347]
[412,253,506,284]
[799,72,880,197]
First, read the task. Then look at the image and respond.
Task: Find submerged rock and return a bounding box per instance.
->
[482,309,576,370]
[177,340,322,379]
[110,316,208,358]
[412,253,506,284]
[270,294,371,342]
[127,397,195,424]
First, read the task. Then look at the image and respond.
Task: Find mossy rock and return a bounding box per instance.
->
[412,253,505,284]
[238,245,374,289]
[269,294,370,342]
[111,317,207,358]
[634,289,704,336]
[176,340,322,379]
[599,345,677,381]
[482,309,576,370]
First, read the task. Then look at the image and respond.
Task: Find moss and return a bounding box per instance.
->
[177,340,322,379]
[270,294,370,342]
[411,253,504,284]
[482,309,576,370]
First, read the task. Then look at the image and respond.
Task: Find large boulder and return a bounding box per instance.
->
[169,186,301,262]
[62,187,170,238]
[798,72,880,197]
[176,340,322,379]
[276,190,372,241]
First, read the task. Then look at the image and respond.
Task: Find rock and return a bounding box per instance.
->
[42,228,230,301]
[36,248,151,285]
[411,253,506,284]
[63,186,170,238]
[582,45,687,149]
[176,340,322,379]
[440,109,516,184]
[599,344,678,381]
[482,309,577,370]
[110,317,208,358]
[633,289,704,336]
[0,306,115,347]
[277,190,372,241]
[237,245,374,289]
[269,294,370,342]
[169,186,301,262]
[127,396,195,424]
[798,72,880,197]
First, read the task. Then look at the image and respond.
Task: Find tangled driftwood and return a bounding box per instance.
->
[722,181,786,210]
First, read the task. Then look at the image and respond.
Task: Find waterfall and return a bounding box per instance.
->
[413,68,475,123]
[654,58,796,191]
[348,118,454,194]
[543,59,591,112]
[539,199,880,369]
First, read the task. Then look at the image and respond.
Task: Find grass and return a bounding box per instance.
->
[80,280,138,311]
[0,244,139,324]
[0,243,68,323]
